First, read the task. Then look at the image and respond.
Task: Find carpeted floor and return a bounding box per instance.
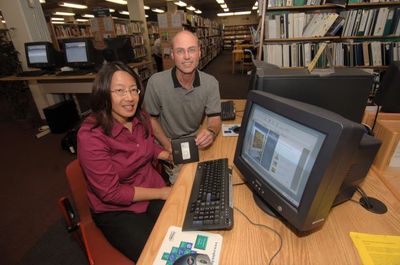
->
[0,50,250,265]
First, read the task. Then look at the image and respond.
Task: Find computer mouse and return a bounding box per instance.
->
[173,253,211,265]
[233,126,241,134]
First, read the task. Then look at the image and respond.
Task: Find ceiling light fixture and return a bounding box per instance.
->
[144,5,150,10]
[54,11,75,16]
[216,0,225,4]
[39,0,46,3]
[217,12,233,17]
[76,18,89,22]
[51,17,65,21]
[223,8,229,12]
[186,6,196,11]
[151,8,165,13]
[145,14,149,18]
[194,9,202,14]
[82,14,94,18]
[217,11,252,16]
[109,8,115,12]
[52,21,65,24]
[174,1,187,7]
[220,4,227,8]
[119,10,129,15]
[105,0,127,5]
[58,2,88,9]
[252,5,258,10]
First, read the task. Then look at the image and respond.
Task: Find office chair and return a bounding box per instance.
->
[58,159,134,265]
[241,48,255,74]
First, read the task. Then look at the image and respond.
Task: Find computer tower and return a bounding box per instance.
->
[333,133,382,206]
[43,100,80,134]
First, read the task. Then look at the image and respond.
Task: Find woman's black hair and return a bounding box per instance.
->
[89,61,149,137]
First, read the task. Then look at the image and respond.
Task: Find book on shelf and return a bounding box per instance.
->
[373,7,390,36]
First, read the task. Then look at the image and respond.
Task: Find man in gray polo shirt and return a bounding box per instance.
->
[144,30,222,183]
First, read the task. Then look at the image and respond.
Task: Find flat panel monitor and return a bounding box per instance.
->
[103,37,135,63]
[249,67,373,123]
[234,90,366,233]
[24,41,61,70]
[62,38,101,69]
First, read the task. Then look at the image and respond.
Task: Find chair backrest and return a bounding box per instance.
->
[66,159,92,224]
[64,159,134,265]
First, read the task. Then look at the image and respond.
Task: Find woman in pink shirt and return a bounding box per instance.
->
[77,61,172,262]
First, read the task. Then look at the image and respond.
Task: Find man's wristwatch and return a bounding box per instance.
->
[207,127,217,138]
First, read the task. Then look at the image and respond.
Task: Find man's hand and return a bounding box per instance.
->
[195,128,215,149]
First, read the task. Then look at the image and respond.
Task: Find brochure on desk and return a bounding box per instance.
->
[153,226,223,265]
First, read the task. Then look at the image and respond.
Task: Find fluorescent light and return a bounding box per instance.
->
[105,0,127,4]
[82,14,94,18]
[217,11,251,17]
[51,17,65,21]
[254,1,258,6]
[109,9,115,12]
[217,12,233,16]
[39,0,46,3]
[76,19,88,22]
[58,2,87,9]
[223,8,229,12]
[216,0,225,4]
[174,1,187,7]
[221,4,227,8]
[144,5,150,10]
[194,9,202,14]
[119,11,129,15]
[145,14,149,18]
[234,11,251,15]
[252,5,258,10]
[54,11,75,16]
[2,20,6,23]
[186,6,196,11]
[52,21,65,24]
[151,8,165,13]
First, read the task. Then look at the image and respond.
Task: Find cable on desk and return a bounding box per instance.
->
[233,182,246,186]
[234,206,283,265]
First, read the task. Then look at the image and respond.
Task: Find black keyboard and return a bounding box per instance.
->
[182,158,233,231]
[221,100,236,121]
[17,70,49,77]
[56,70,94,76]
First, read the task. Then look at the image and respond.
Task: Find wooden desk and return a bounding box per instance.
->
[232,50,243,74]
[0,61,151,119]
[138,100,400,265]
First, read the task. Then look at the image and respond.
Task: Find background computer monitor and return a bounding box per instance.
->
[62,38,101,69]
[24,41,62,71]
[234,90,367,233]
[373,61,400,113]
[249,67,373,123]
[103,37,135,63]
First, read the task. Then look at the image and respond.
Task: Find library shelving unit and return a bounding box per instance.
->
[222,24,258,49]
[47,22,92,50]
[147,21,160,47]
[157,11,222,70]
[260,0,400,70]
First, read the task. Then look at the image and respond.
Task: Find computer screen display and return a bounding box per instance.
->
[65,41,88,63]
[234,90,366,233]
[24,41,62,70]
[241,103,325,207]
[27,44,48,64]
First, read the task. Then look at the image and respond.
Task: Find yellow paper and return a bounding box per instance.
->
[350,232,400,265]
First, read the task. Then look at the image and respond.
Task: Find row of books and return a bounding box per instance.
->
[133,46,146,58]
[130,35,144,46]
[267,0,398,7]
[115,21,142,36]
[54,24,92,39]
[341,7,400,36]
[262,41,399,67]
[265,12,340,39]
[196,27,221,38]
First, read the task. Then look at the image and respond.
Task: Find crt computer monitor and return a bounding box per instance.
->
[24,41,62,71]
[103,37,135,63]
[373,61,400,113]
[234,90,366,233]
[62,38,101,69]
[249,66,373,123]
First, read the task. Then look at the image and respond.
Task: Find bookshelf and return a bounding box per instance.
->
[260,0,400,69]
[223,24,257,49]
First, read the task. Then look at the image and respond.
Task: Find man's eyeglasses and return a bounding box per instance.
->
[111,88,141,97]
[174,47,198,56]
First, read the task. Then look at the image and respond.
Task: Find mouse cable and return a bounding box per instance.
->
[356,186,372,209]
[233,206,283,265]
